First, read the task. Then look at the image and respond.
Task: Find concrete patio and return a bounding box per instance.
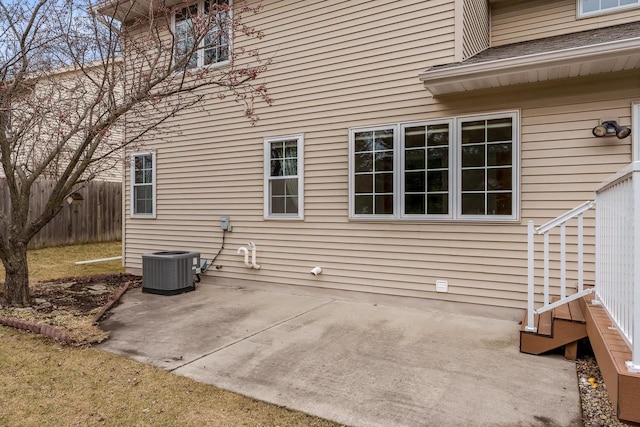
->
[97,283,582,427]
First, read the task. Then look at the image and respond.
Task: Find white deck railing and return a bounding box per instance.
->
[595,161,640,373]
[525,201,595,334]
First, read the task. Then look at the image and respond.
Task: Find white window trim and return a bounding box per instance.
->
[130,150,157,219]
[348,124,399,220]
[263,134,304,220]
[349,111,520,222]
[577,0,640,18]
[172,0,232,70]
[631,101,640,162]
[634,102,640,162]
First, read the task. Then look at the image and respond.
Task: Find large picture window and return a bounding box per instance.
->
[131,151,156,218]
[264,135,304,219]
[349,112,519,221]
[174,0,230,70]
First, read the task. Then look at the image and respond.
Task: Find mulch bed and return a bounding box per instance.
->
[0,273,141,345]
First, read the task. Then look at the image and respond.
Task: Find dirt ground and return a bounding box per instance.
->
[0,273,141,344]
[27,273,140,314]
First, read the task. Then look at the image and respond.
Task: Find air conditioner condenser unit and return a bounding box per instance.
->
[142,251,203,295]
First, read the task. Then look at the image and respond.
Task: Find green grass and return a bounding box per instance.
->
[0,241,339,426]
[0,327,338,427]
[0,241,125,284]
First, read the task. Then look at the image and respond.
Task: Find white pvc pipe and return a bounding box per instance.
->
[74,256,122,265]
[236,247,251,268]
[248,241,260,270]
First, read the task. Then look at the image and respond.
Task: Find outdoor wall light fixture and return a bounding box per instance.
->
[592,121,631,139]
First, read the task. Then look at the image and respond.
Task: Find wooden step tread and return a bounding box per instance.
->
[520,315,587,358]
[551,297,586,324]
[553,300,571,321]
[539,310,552,336]
[520,310,552,336]
[568,299,586,323]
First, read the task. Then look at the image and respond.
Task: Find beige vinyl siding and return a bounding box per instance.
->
[124,0,636,313]
[2,66,123,183]
[491,0,640,46]
[463,0,489,59]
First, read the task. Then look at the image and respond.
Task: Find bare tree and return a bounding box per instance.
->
[0,0,271,306]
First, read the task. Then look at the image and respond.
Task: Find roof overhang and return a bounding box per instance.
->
[419,37,640,96]
[94,0,184,23]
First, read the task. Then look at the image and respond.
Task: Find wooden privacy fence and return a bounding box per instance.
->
[0,179,122,248]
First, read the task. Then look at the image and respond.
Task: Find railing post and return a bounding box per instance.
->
[578,213,584,293]
[595,193,602,306]
[527,201,595,335]
[526,220,537,332]
[543,232,549,306]
[560,222,566,300]
[627,165,640,372]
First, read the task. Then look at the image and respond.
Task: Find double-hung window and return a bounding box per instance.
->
[402,121,452,217]
[264,135,304,219]
[352,127,396,217]
[131,151,156,218]
[579,0,639,16]
[174,0,230,70]
[349,112,519,221]
[458,115,515,217]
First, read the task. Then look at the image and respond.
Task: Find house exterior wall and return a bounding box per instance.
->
[491,0,640,46]
[1,66,123,183]
[123,0,636,314]
[463,0,490,59]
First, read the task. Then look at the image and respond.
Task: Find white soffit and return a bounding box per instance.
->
[419,38,640,96]
[96,0,185,22]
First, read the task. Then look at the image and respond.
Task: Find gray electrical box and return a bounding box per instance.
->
[220,216,232,231]
[142,251,200,295]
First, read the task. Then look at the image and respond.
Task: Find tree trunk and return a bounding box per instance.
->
[2,242,30,307]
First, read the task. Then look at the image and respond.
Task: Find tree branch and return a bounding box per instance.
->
[2,0,272,246]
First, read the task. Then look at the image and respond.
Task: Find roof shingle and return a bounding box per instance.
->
[429,21,640,71]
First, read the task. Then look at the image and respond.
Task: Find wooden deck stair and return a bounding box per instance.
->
[521,296,640,424]
[520,299,587,360]
[580,296,640,424]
